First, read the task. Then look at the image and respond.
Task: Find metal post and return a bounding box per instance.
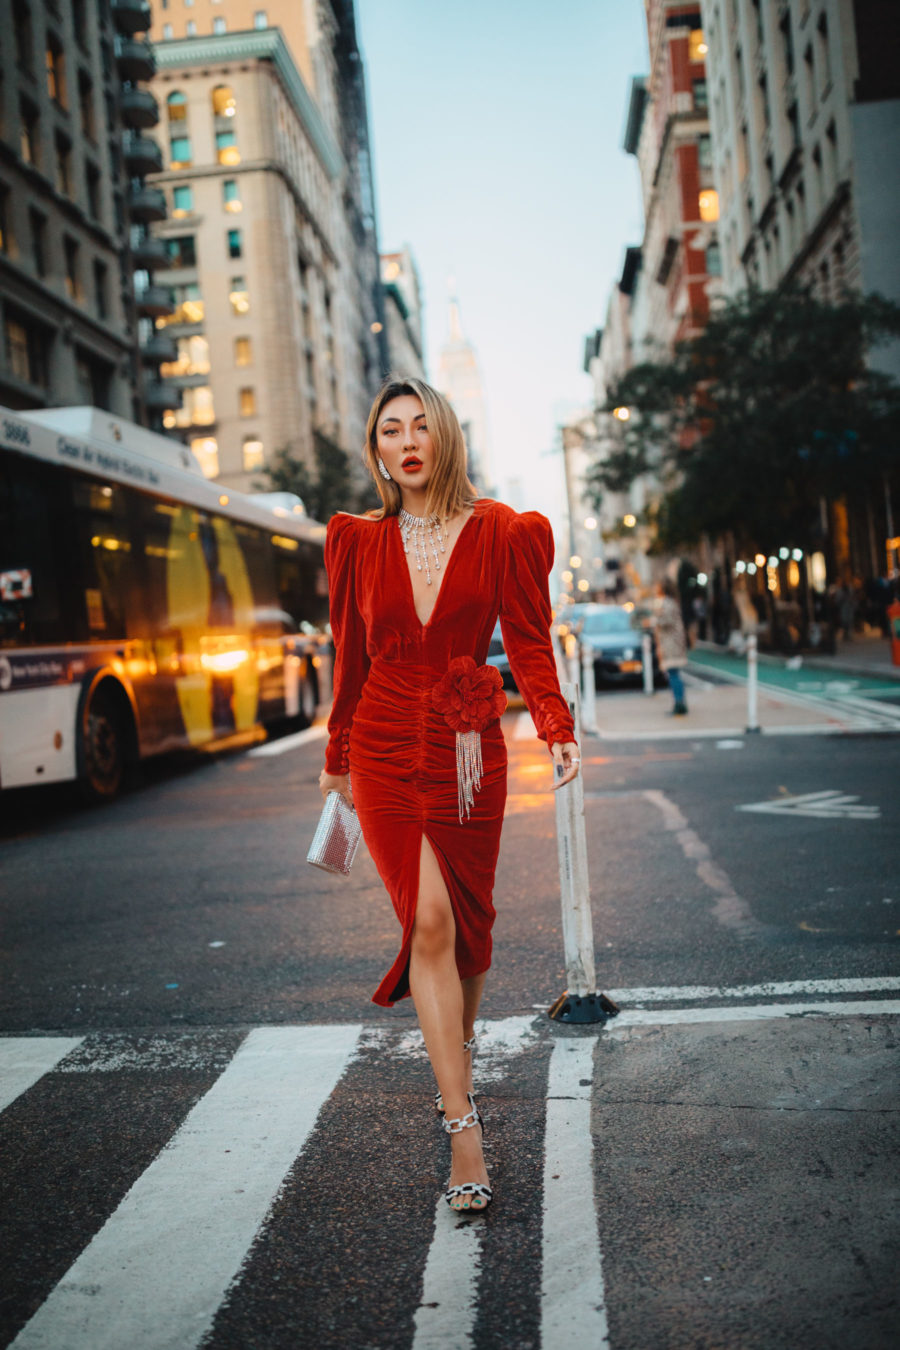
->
[746,632,760,733]
[642,632,654,695]
[547,681,618,1025]
[580,641,597,733]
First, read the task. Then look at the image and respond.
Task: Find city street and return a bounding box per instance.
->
[1,702,898,1349]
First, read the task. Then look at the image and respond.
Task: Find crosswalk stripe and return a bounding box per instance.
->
[0,1036,84,1114]
[412,1197,485,1349]
[540,1038,608,1349]
[8,1024,361,1350]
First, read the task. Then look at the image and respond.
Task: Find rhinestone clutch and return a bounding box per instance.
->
[307,791,362,875]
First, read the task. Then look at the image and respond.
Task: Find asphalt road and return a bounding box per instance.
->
[1,704,898,1349]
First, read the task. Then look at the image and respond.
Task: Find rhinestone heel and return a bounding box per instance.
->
[442,1092,492,1212]
[434,1035,477,1116]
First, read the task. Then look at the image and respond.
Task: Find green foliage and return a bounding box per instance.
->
[258,430,378,522]
[590,285,900,552]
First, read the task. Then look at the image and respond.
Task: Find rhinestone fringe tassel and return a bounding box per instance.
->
[456,729,483,823]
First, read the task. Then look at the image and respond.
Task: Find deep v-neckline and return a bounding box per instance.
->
[396,502,480,630]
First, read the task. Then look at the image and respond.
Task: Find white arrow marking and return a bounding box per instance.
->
[737,789,881,820]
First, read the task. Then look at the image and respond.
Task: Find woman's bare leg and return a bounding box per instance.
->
[461,972,487,1094]
[409,837,489,1210]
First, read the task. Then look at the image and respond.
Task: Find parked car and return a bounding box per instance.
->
[575,603,661,686]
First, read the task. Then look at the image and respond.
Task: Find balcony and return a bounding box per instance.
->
[136,283,174,318]
[122,132,163,176]
[114,36,156,82]
[130,231,168,269]
[111,0,152,35]
[128,183,166,222]
[144,380,180,412]
[120,87,159,130]
[141,331,178,364]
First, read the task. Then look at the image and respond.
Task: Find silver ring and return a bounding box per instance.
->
[571,757,581,764]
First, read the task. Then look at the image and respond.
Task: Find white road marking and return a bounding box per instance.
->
[0,1037,84,1113]
[737,789,881,820]
[608,999,900,1031]
[412,1198,485,1350]
[716,738,745,749]
[9,1024,361,1350]
[541,1037,608,1348]
[642,788,756,932]
[248,724,326,757]
[605,975,900,1005]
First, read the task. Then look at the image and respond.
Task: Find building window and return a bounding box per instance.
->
[692,78,708,111]
[816,12,832,91]
[190,437,219,479]
[54,134,73,195]
[163,385,215,429]
[75,349,111,410]
[254,10,267,28]
[162,23,173,39]
[63,236,81,301]
[93,260,108,317]
[20,99,40,167]
[825,120,838,180]
[159,333,210,377]
[213,16,226,34]
[787,102,800,150]
[172,184,194,217]
[699,189,719,222]
[72,0,87,45]
[46,33,67,106]
[165,235,197,268]
[212,84,236,118]
[216,130,240,166]
[30,208,46,275]
[706,241,722,276]
[229,277,249,315]
[186,19,196,36]
[5,309,49,388]
[239,386,256,416]
[234,335,252,365]
[84,161,99,218]
[13,1,33,71]
[78,71,94,139]
[242,437,264,471]
[160,282,204,325]
[0,187,11,256]
[698,133,712,171]
[227,228,242,259]
[688,29,707,63]
[223,178,241,212]
[167,90,191,168]
[780,13,794,76]
[213,86,240,164]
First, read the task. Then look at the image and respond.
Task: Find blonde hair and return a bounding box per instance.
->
[363,376,478,519]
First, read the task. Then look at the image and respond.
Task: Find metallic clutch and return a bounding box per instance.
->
[307,790,362,875]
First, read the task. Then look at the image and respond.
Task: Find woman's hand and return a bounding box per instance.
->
[550,741,580,790]
[319,769,353,808]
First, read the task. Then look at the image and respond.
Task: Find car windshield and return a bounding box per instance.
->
[581,609,635,636]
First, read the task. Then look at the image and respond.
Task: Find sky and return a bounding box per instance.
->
[356,0,649,517]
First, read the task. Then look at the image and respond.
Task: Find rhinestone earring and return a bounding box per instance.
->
[377,457,392,481]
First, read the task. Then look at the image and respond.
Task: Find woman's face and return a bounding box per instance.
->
[375,395,435,490]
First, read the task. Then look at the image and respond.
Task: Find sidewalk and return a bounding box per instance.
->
[588,679,851,739]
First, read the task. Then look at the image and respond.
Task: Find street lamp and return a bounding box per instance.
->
[623,514,636,528]
[584,516,597,529]
[613,406,630,422]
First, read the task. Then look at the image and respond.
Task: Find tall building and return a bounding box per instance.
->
[145,2,385,490]
[381,246,425,379]
[0,0,172,421]
[436,294,492,493]
[699,0,900,372]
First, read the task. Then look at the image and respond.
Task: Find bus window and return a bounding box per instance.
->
[0,453,65,647]
[71,478,134,639]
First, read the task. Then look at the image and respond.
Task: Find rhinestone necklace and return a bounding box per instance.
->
[398,508,447,586]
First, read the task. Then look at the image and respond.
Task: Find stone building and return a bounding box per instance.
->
[436,294,492,494]
[0,0,173,421]
[145,3,385,490]
[380,247,425,380]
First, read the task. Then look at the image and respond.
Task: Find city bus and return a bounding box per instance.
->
[0,404,330,799]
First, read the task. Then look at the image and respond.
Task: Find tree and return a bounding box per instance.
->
[592,285,900,560]
[258,429,378,522]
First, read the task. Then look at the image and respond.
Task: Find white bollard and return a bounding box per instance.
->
[580,642,597,733]
[746,632,760,733]
[553,682,596,999]
[642,632,654,695]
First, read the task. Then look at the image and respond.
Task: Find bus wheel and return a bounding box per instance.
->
[79,683,131,802]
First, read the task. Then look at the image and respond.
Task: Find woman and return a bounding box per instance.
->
[654,578,689,715]
[318,376,579,1213]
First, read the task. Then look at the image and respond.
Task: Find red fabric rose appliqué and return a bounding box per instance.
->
[431,656,507,732]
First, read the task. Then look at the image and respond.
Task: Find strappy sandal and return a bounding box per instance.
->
[442,1092,492,1213]
[434,1035,477,1116]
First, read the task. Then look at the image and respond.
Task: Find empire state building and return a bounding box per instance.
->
[436,295,493,494]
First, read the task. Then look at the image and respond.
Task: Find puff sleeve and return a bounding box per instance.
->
[324,514,370,775]
[499,511,576,749]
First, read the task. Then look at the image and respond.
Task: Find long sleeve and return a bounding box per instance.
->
[499,511,576,749]
[324,514,370,775]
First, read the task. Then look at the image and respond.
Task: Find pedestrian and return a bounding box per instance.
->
[318,376,579,1214]
[654,578,689,715]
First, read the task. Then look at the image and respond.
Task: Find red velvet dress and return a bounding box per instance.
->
[324,497,575,1007]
